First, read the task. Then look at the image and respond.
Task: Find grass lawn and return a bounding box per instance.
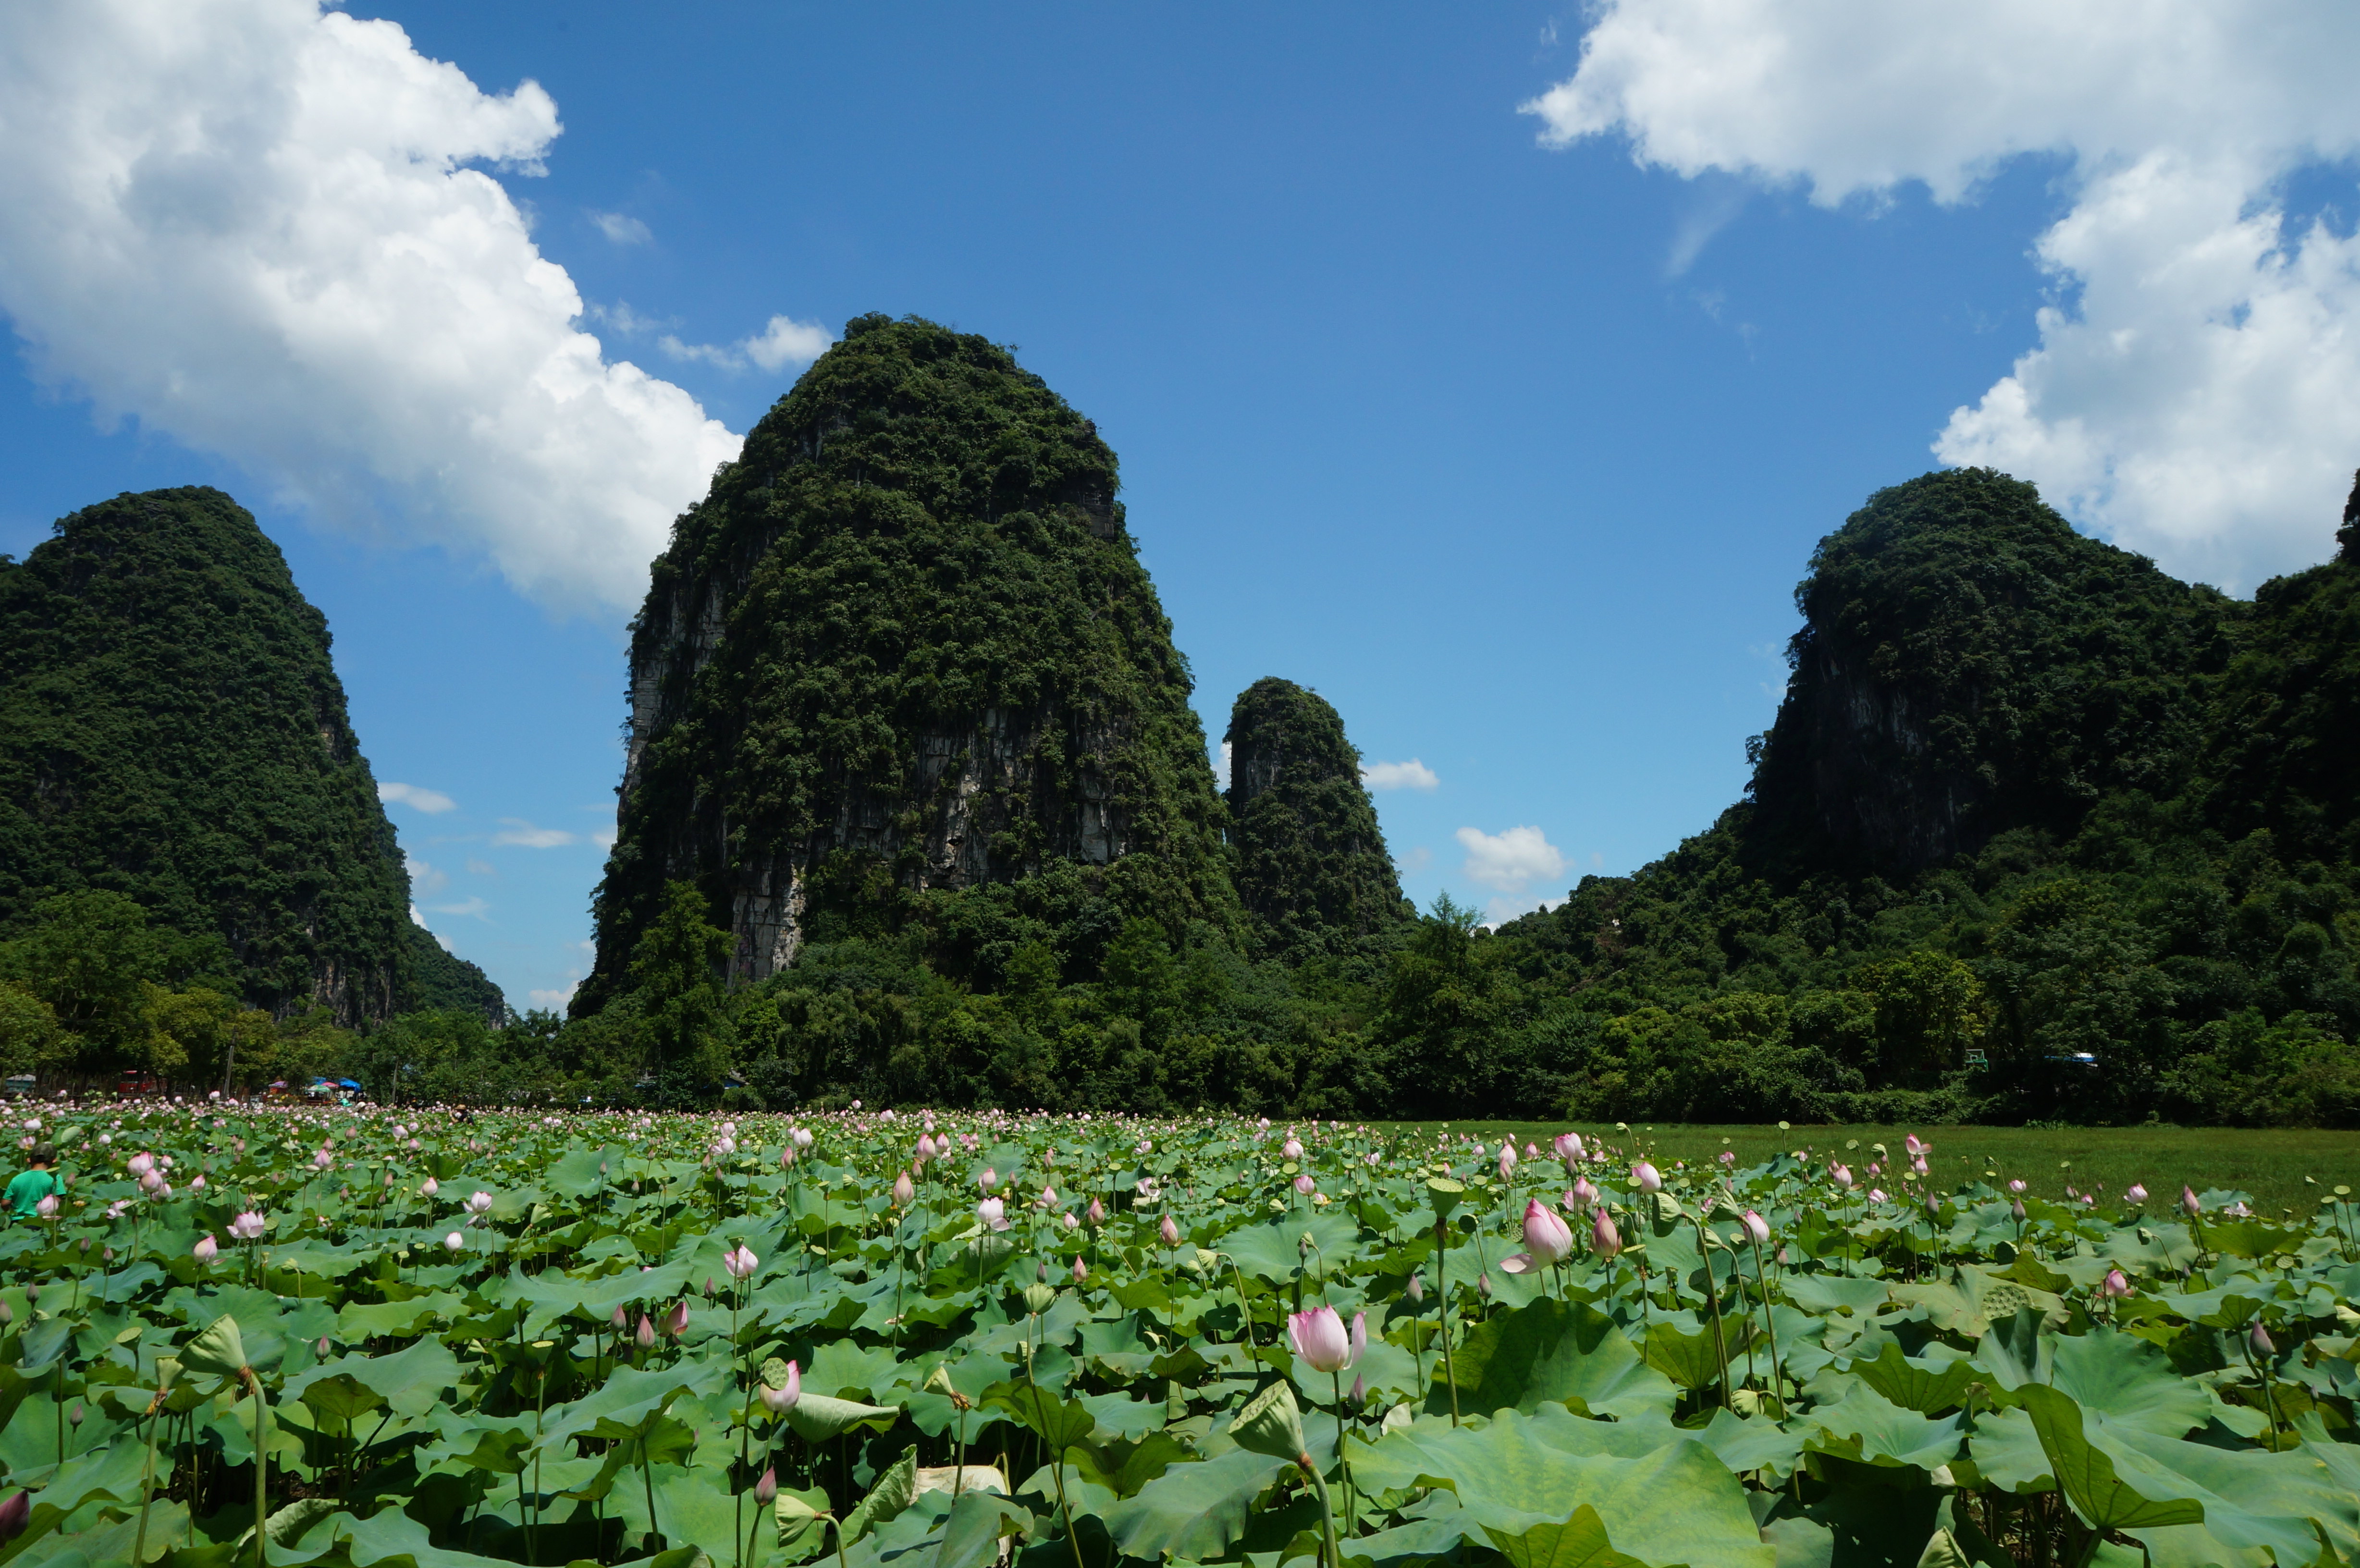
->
[1371,1121,2360,1223]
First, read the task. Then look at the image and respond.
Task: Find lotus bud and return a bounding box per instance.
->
[793,1128,812,1149]
[1522,1198,1574,1265]
[2125,1183,2148,1203]
[1478,1271,1493,1298]
[893,1171,914,1207]
[0,1492,26,1544]
[780,1147,796,1169]
[1632,1161,1660,1193]
[1287,1306,1357,1373]
[1572,1175,1598,1207]
[1831,1164,1854,1189]
[193,1234,218,1264]
[979,1166,998,1191]
[2010,1199,2026,1221]
[444,1231,464,1252]
[1294,1173,1315,1196]
[1071,1256,1088,1284]
[2249,1320,2274,1356]
[754,1466,777,1506]
[636,1313,656,1349]
[2102,1268,2131,1299]
[1406,1271,1425,1304]
[2182,1186,2201,1215]
[1591,1208,1621,1261]
[1742,1209,1770,1245]
[1062,1212,1078,1230]
[612,1304,629,1330]
[1281,1137,1303,1161]
[1087,1196,1106,1226]
[1035,1185,1056,1210]
[316,1335,332,1357]
[978,1196,1008,1231]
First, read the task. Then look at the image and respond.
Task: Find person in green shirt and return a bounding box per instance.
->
[6,1143,62,1222]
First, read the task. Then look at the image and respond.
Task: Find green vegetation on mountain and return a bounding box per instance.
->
[1224,676,1411,959]
[579,313,1241,1018]
[0,487,504,1085]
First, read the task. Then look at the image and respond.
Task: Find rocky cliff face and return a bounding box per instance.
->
[0,487,504,1024]
[1225,677,1407,956]
[1746,468,2223,875]
[581,316,1238,1008]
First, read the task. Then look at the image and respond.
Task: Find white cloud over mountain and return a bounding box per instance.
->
[1456,824,1567,895]
[379,781,456,814]
[0,0,745,615]
[1526,0,2360,588]
[1361,758,1439,792]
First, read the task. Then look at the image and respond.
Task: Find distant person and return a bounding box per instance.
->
[6,1143,62,1223]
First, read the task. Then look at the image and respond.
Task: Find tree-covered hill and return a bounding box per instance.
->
[1489,468,2360,1127]
[1224,676,1410,959]
[0,487,504,1040]
[578,315,1241,1024]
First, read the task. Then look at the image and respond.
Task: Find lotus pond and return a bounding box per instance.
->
[4,1104,2359,1568]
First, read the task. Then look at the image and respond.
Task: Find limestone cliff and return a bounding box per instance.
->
[0,487,505,1024]
[1745,468,2224,874]
[1224,678,1408,956]
[579,316,1238,1010]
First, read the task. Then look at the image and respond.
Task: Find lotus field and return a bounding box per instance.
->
[6,1104,2360,1568]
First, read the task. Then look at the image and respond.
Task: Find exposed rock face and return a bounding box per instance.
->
[581,316,1237,1008]
[0,487,504,1023]
[1225,677,1407,956]
[1746,468,2220,875]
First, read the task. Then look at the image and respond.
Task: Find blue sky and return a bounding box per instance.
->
[4,3,2356,1010]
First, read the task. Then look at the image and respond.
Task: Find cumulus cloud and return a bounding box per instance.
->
[659,314,834,374]
[489,818,580,848]
[0,0,746,615]
[379,781,456,814]
[404,854,448,895]
[589,210,650,245]
[1216,740,1232,792]
[1524,0,2360,587]
[1361,758,1439,792]
[528,984,578,1011]
[1455,824,1568,895]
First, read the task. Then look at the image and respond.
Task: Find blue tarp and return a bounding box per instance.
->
[335,1078,363,1090]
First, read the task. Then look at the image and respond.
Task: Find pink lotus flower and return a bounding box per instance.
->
[1591,1208,1622,1261]
[1287,1306,1365,1373]
[2249,1321,2274,1356]
[754,1466,778,1506]
[126,1152,155,1177]
[1497,1141,1518,1178]
[1294,1173,1315,1195]
[636,1313,656,1349]
[2007,1178,2027,1194]
[723,1244,759,1280]
[760,1361,801,1413]
[2101,1268,2131,1299]
[193,1234,218,1264]
[1071,1256,1088,1284]
[2182,1186,2201,1215]
[779,1147,797,1169]
[1407,1272,1424,1303]
[1632,1161,1660,1193]
[1553,1131,1585,1164]
[419,1176,441,1199]
[33,1195,56,1218]
[1522,1198,1574,1265]
[1062,1212,1079,1230]
[1831,1164,1854,1189]
[313,1148,333,1169]
[612,1305,629,1329]
[229,1210,265,1240]
[1905,1134,1923,1155]
[1867,1188,1887,1203]
[1571,1175,1598,1207]
[2125,1183,2148,1203]
[1161,1214,1181,1246]
[1086,1196,1106,1226]
[978,1197,1008,1232]
[893,1171,915,1206]
[1281,1137,1304,1161]
[792,1128,813,1149]
[464,1191,493,1220]
[443,1231,465,1253]
[663,1300,689,1337]
[979,1166,998,1191]
[1742,1210,1770,1245]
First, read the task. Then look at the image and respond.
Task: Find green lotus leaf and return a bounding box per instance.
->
[786,1391,904,1443]
[1481,1503,1647,1568]
[2018,1384,2204,1533]
[1433,1297,1677,1420]
[1101,1447,1287,1561]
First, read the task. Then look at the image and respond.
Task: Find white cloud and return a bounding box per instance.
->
[0,0,748,615]
[428,894,491,921]
[589,828,617,850]
[490,818,580,848]
[404,853,448,895]
[1455,824,1568,895]
[379,781,456,814]
[589,209,650,245]
[1524,1,2360,587]
[660,314,834,374]
[464,857,495,876]
[1361,758,1439,792]
[1483,894,1563,928]
[1216,740,1232,792]
[528,984,578,1011]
